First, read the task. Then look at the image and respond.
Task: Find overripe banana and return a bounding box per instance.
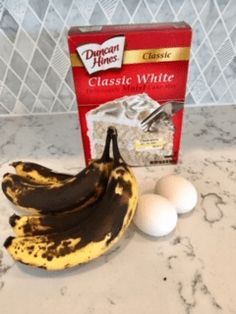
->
[9,204,95,237]
[4,127,138,270]
[2,129,113,214]
[11,161,73,185]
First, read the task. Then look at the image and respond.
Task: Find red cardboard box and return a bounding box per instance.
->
[68,22,192,166]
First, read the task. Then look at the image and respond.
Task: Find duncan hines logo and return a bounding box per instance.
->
[77,36,125,74]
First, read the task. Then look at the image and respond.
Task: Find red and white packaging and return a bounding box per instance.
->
[68,23,192,166]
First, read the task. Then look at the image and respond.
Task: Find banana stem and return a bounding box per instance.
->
[109,127,124,166]
[100,128,113,162]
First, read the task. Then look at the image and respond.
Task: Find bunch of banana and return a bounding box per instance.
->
[3,127,138,270]
[2,128,113,214]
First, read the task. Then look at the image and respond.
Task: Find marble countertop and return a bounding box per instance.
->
[0,105,235,314]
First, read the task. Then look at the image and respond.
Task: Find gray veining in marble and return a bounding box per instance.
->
[10,50,28,80]
[22,6,41,41]
[0,105,235,313]
[0,9,19,43]
[0,58,7,81]
[0,31,13,63]
[31,48,49,79]
[15,29,34,62]
[45,66,61,94]
[29,0,49,21]
[4,69,21,96]
[19,84,36,112]
[25,67,42,95]
[37,27,56,60]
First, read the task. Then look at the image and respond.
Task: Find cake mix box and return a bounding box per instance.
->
[68,22,192,166]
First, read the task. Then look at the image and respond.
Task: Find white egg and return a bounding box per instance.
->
[133,194,177,237]
[155,175,198,214]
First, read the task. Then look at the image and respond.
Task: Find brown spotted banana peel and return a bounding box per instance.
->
[4,127,139,270]
[9,204,95,237]
[10,161,74,185]
[2,129,113,214]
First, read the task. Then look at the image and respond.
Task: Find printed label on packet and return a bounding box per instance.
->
[135,139,166,151]
[77,36,125,74]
